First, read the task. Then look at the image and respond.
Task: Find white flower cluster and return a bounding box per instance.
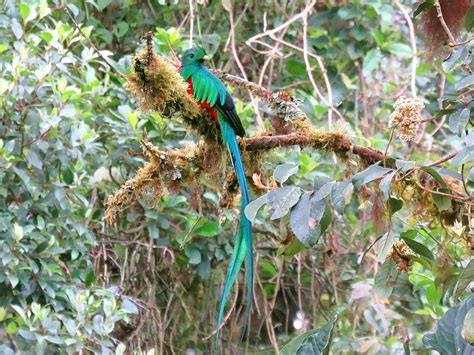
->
[389,96,425,142]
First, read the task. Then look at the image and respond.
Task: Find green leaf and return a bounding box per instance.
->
[375,231,397,262]
[290,192,312,244]
[244,193,268,222]
[194,222,219,237]
[465,6,474,31]
[62,168,74,185]
[19,3,31,20]
[290,193,330,246]
[363,49,379,73]
[13,223,24,241]
[221,0,232,12]
[401,236,434,263]
[453,147,474,167]
[455,74,474,92]
[125,110,138,130]
[85,270,95,287]
[389,197,403,214]
[319,201,332,235]
[396,160,416,172]
[39,31,53,44]
[331,180,353,213]
[380,171,396,200]
[8,274,19,288]
[455,260,474,298]
[448,108,470,136]
[432,188,452,211]
[352,164,392,187]
[96,28,113,44]
[313,181,334,201]
[423,295,474,353]
[274,163,299,184]
[26,150,42,169]
[462,308,474,345]
[385,43,412,57]
[197,258,210,280]
[277,236,306,257]
[267,186,302,220]
[97,0,113,11]
[184,245,201,265]
[374,259,398,299]
[260,259,277,277]
[420,166,448,187]
[0,78,9,95]
[413,0,435,17]
[280,315,337,355]
[122,299,139,314]
[5,321,18,334]
[35,241,50,253]
[0,307,6,322]
[371,29,384,47]
[443,44,469,72]
[426,282,442,309]
[11,305,26,321]
[115,22,129,38]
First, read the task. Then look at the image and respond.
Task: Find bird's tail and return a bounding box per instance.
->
[216,114,253,348]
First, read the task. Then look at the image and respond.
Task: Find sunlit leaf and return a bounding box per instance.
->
[423,295,474,353]
[352,164,392,187]
[375,231,397,263]
[267,186,302,220]
[413,0,435,17]
[455,260,474,298]
[374,259,398,299]
[244,193,268,222]
[273,163,299,184]
[280,315,337,355]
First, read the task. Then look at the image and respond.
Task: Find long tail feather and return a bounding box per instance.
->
[216,114,253,349]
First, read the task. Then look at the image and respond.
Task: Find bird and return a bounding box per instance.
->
[179,47,253,347]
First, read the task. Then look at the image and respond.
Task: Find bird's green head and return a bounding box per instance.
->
[181,47,209,67]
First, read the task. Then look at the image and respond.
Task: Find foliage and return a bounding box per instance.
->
[280,315,337,355]
[0,0,473,353]
[423,295,474,353]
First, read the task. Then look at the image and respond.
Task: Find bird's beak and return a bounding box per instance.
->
[203,54,209,61]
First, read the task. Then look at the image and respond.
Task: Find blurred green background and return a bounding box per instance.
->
[0,0,473,353]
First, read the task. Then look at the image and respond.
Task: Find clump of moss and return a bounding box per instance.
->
[127,51,198,118]
[104,139,229,223]
[126,50,219,140]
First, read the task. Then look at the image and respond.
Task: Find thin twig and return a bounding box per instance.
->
[426,150,459,167]
[64,8,127,81]
[461,164,470,196]
[434,0,456,44]
[202,276,240,341]
[449,36,474,47]
[267,36,346,122]
[383,129,394,167]
[188,0,194,47]
[302,8,334,128]
[246,1,315,50]
[394,0,417,98]
[227,5,264,130]
[415,179,471,201]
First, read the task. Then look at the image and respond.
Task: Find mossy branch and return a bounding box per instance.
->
[103,46,388,224]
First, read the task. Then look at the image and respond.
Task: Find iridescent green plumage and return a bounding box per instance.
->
[180,47,253,348]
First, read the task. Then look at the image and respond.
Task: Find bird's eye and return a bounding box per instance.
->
[189,54,194,58]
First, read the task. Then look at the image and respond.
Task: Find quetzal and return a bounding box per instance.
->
[179,47,253,345]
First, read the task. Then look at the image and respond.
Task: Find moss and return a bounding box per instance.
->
[126,50,220,141]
